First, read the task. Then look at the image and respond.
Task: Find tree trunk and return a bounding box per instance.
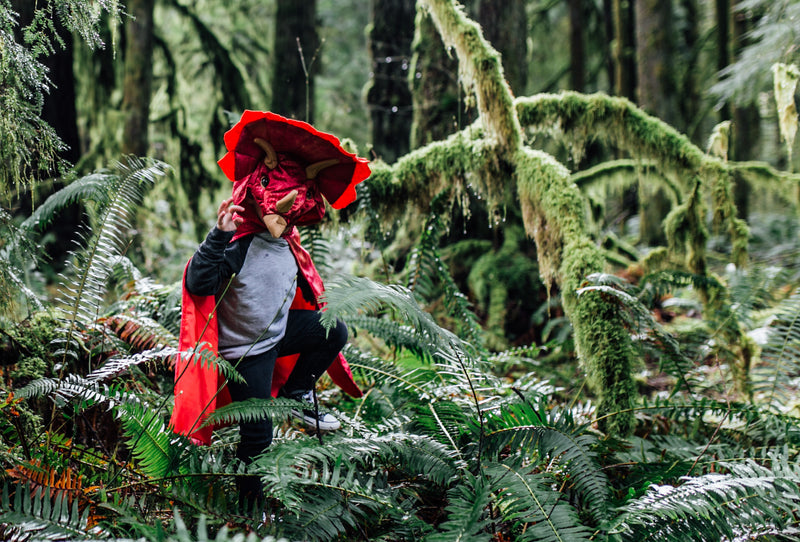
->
[410,2,479,148]
[366,0,415,163]
[272,0,320,122]
[476,0,528,96]
[410,8,460,148]
[568,0,586,92]
[121,0,155,156]
[730,5,759,219]
[11,1,80,164]
[611,0,636,99]
[635,0,676,246]
[715,0,732,121]
[10,1,82,262]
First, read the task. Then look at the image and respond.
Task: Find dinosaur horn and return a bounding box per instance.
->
[254,138,278,169]
[306,159,339,179]
[275,190,298,213]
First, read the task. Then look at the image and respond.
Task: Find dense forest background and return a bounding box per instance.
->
[3,0,800,540]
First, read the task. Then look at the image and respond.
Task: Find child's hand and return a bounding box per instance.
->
[216,197,245,232]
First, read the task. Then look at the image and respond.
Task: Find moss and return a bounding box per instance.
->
[517,92,706,174]
[420,0,521,158]
[363,130,497,229]
[0,310,59,386]
[516,147,637,435]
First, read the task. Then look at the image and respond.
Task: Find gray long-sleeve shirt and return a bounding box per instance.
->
[185,227,298,360]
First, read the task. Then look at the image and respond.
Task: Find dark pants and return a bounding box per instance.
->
[227,309,348,464]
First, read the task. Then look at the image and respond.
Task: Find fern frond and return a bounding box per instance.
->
[52,157,169,371]
[299,224,333,278]
[425,472,493,542]
[486,460,594,542]
[16,373,141,410]
[88,346,177,382]
[321,275,463,355]
[6,459,94,520]
[117,402,180,479]
[0,482,91,541]
[204,397,295,428]
[638,396,800,449]
[612,459,800,541]
[753,288,800,408]
[580,273,698,395]
[339,345,438,397]
[406,215,484,345]
[102,313,178,351]
[176,346,245,385]
[257,440,397,541]
[345,314,440,363]
[482,400,610,523]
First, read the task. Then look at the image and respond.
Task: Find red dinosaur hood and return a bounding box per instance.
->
[218,110,371,238]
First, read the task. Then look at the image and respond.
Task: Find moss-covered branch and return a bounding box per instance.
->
[361,129,497,224]
[418,0,520,158]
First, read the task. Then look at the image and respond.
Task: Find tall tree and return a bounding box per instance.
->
[121,0,155,157]
[272,0,320,122]
[409,7,462,148]
[568,0,586,92]
[610,0,636,99]
[476,0,528,95]
[635,0,677,245]
[366,0,415,163]
[730,7,760,218]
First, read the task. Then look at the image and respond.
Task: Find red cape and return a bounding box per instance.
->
[169,229,362,445]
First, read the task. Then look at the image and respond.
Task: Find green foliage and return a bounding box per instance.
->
[710,0,800,108]
[0,482,92,541]
[0,0,121,202]
[5,1,800,541]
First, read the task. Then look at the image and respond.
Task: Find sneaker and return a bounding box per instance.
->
[286,390,341,431]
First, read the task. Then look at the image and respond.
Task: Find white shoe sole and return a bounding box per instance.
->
[291,409,341,431]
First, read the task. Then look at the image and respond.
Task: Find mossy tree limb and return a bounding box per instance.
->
[517,91,789,397]
[418,0,520,161]
[358,0,640,436]
[516,148,636,434]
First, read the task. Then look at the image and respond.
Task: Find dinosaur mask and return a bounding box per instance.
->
[230,144,331,238]
[217,110,372,238]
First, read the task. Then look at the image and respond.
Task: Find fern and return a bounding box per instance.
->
[344,314,441,363]
[406,215,484,345]
[612,458,800,541]
[486,460,594,542]
[580,272,699,395]
[481,399,610,524]
[753,288,800,408]
[321,275,463,355]
[425,472,493,542]
[50,157,168,374]
[117,401,181,480]
[16,373,141,410]
[256,439,397,541]
[0,482,93,541]
[204,397,296,428]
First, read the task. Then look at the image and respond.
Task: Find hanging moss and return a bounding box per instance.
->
[517,92,707,173]
[419,0,521,161]
[363,129,498,230]
[515,148,637,435]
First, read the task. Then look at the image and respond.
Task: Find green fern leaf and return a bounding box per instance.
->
[482,400,610,523]
[0,482,91,541]
[612,458,800,541]
[486,460,593,542]
[753,288,800,407]
[320,275,462,354]
[51,157,168,371]
[117,402,180,479]
[425,472,493,542]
